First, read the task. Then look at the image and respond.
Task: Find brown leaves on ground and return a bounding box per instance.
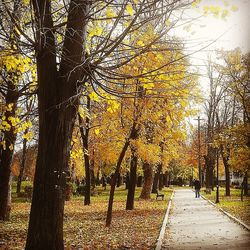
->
[0,187,172,250]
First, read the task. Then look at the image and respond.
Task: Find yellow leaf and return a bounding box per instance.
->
[1,141,6,150]
[96,26,103,36]
[126,4,134,16]
[166,116,171,124]
[106,7,115,18]
[165,20,171,27]
[89,92,99,102]
[231,5,238,12]
[137,40,144,46]
[95,128,100,135]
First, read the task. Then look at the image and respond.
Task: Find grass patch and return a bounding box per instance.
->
[0,186,173,249]
[201,187,250,226]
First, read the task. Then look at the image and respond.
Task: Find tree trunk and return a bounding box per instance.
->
[116,173,122,187]
[126,151,138,210]
[96,171,100,186]
[106,123,137,226]
[90,168,95,191]
[79,98,91,205]
[204,148,215,192]
[152,174,159,193]
[0,150,13,221]
[137,176,143,187]
[140,163,153,199]
[106,140,130,226]
[0,0,20,222]
[164,171,169,187]
[79,96,91,204]
[0,91,18,221]
[90,149,95,191]
[125,172,129,190]
[152,164,162,193]
[83,151,91,204]
[222,154,230,196]
[26,1,89,249]
[16,137,27,194]
[159,174,164,190]
[220,145,230,196]
[243,172,248,196]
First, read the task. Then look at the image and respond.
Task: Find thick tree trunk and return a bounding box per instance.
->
[140,163,153,199]
[26,1,89,249]
[16,137,27,194]
[26,103,76,249]
[126,151,138,210]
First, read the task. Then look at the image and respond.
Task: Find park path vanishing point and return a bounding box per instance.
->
[161,189,250,250]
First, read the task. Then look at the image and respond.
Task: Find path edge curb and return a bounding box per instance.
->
[155,190,174,250]
[201,194,250,232]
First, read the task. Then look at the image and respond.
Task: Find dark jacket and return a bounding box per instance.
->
[194,180,201,190]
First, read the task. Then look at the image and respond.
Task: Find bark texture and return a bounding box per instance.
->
[79,96,91,205]
[16,137,27,194]
[140,163,153,199]
[126,151,138,210]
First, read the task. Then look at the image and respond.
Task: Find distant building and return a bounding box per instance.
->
[219,171,243,186]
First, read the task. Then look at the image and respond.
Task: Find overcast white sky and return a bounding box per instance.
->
[178,0,249,87]
[194,0,249,51]
[173,0,250,123]
[170,0,250,69]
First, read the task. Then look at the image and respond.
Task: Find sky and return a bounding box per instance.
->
[191,0,250,52]
[177,0,250,53]
[172,0,250,124]
[171,0,250,73]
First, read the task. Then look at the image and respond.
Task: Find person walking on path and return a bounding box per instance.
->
[193,179,201,198]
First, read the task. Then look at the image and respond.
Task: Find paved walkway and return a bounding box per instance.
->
[161,189,250,250]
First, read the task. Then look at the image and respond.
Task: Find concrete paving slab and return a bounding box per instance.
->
[161,189,250,250]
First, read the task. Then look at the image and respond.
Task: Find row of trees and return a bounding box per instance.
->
[188,49,249,196]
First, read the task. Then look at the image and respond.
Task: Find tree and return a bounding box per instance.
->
[78,96,91,205]
[0,49,34,220]
[215,49,250,196]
